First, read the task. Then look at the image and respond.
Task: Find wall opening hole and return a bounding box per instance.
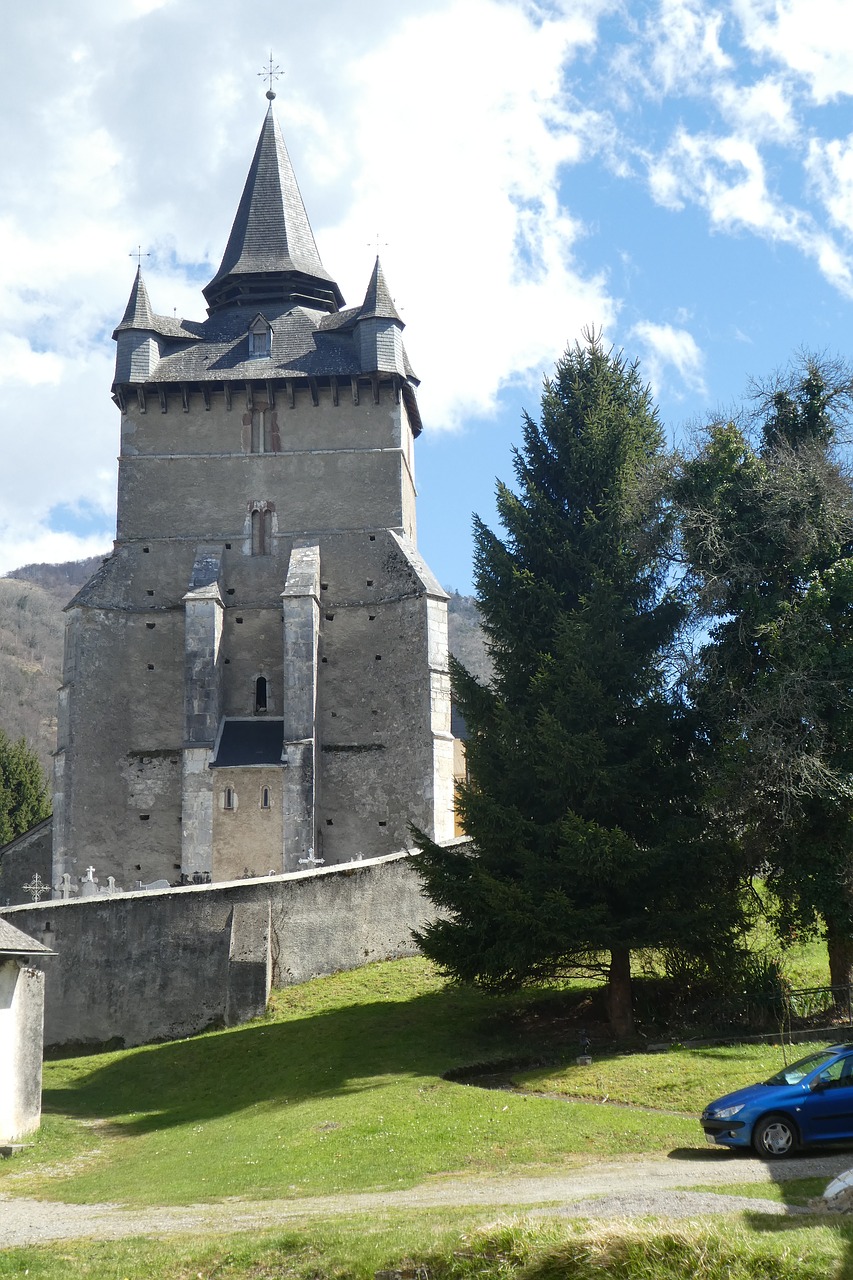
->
[321,657,328,664]
[236,617,244,624]
[146,622,156,629]
[147,664,154,671]
[227,588,235,596]
[326,819,333,826]
[225,543,232,550]
[143,546,150,553]
[135,864,142,871]
[378,821,387,827]
[255,675,268,713]
[321,582,329,590]
[146,589,154,596]
[224,658,231,664]
[367,579,374,586]
[369,535,376,541]
[375,654,382,660]
[368,615,376,621]
[140,815,150,822]
[325,613,335,621]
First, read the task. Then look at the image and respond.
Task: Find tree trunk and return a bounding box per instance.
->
[607,946,634,1038]
[827,922,853,1015]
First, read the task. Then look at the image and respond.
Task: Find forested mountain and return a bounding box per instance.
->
[0,558,489,776]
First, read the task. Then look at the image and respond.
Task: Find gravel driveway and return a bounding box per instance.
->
[2,1149,850,1249]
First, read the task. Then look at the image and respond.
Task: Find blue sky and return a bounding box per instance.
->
[2,0,853,591]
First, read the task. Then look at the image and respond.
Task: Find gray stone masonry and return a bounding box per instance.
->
[0,848,461,1048]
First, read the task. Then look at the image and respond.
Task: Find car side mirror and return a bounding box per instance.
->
[811,1074,830,1091]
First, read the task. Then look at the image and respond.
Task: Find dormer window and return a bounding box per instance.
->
[248,314,272,359]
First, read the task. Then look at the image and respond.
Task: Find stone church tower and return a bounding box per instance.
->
[52,100,455,888]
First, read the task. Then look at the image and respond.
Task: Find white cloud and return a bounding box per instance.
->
[733,0,853,104]
[641,0,732,95]
[713,74,799,143]
[630,320,707,399]
[806,134,853,237]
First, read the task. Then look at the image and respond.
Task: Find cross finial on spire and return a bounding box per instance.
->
[369,233,389,255]
[130,245,150,269]
[259,51,282,101]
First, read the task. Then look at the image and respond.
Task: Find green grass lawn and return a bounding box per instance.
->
[1,959,701,1207]
[5,1211,853,1280]
[514,1041,835,1113]
[0,956,843,1214]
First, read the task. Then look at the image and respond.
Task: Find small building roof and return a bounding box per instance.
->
[212,719,285,768]
[0,917,55,957]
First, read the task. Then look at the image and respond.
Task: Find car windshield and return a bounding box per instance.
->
[765,1050,839,1086]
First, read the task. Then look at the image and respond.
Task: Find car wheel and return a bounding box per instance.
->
[752,1113,798,1158]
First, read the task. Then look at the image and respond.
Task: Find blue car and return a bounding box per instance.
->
[701,1043,853,1157]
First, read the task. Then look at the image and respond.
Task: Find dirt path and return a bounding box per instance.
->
[1,1149,850,1249]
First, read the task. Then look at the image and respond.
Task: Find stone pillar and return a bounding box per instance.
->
[281,544,321,871]
[0,960,45,1143]
[181,551,224,878]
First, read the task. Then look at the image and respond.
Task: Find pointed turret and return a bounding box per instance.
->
[203,104,344,316]
[113,268,160,383]
[354,257,409,378]
[115,267,156,332]
[359,256,402,323]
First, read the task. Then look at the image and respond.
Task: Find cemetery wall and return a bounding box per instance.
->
[0,848,447,1048]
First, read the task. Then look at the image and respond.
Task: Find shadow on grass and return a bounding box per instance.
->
[42,983,558,1138]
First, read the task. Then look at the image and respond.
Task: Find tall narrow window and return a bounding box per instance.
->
[246,502,275,556]
[251,508,264,556]
[255,676,268,713]
[260,786,271,810]
[223,786,236,812]
[250,409,266,453]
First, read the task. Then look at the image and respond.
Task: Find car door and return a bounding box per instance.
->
[800,1053,853,1143]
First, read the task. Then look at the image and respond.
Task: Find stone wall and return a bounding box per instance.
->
[0,819,52,907]
[0,960,45,1141]
[0,849,451,1049]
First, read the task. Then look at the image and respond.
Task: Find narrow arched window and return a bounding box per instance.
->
[223,786,236,812]
[250,409,265,453]
[251,508,264,556]
[260,786,271,810]
[255,676,268,713]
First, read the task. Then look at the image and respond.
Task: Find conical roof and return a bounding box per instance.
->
[359,257,403,323]
[203,104,344,315]
[115,267,155,331]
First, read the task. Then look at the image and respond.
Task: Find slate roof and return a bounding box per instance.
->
[0,917,55,956]
[112,107,418,392]
[203,105,344,315]
[212,719,285,768]
[360,257,403,323]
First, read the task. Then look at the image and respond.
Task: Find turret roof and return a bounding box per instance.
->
[203,104,344,315]
[359,257,403,323]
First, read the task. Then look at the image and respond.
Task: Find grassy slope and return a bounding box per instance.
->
[4,959,702,1207]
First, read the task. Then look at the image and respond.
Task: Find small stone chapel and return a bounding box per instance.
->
[51,91,456,889]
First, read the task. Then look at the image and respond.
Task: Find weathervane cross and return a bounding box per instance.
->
[130,245,150,269]
[259,51,282,100]
[369,233,389,254]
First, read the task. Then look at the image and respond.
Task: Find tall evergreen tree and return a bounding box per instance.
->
[0,729,51,846]
[414,333,734,1034]
[676,356,853,988]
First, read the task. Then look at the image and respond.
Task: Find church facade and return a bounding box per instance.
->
[51,100,456,890]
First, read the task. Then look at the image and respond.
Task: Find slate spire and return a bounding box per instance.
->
[359,257,403,324]
[116,266,155,332]
[204,104,344,316]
